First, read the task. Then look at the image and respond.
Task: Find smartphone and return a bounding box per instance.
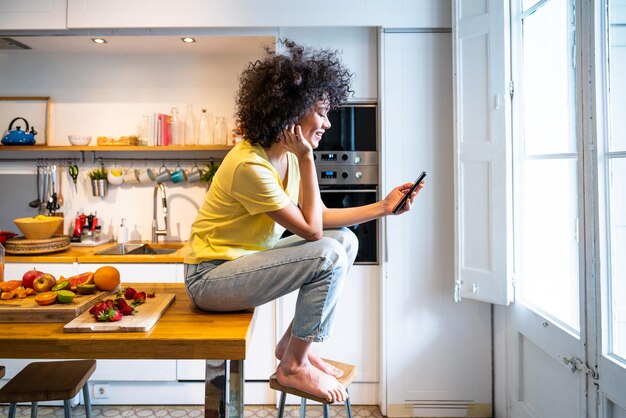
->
[392,171,427,214]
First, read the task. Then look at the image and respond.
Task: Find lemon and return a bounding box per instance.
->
[56,290,76,303]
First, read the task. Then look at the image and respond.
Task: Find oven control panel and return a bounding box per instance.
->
[314,151,378,166]
[315,165,378,185]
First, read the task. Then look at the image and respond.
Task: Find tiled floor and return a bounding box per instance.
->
[0,404,384,417]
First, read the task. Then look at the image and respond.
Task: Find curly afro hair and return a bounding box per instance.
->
[235,39,353,147]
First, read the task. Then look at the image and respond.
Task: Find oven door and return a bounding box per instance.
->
[320,187,378,264]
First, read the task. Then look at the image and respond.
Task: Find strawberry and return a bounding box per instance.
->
[97,310,110,322]
[108,309,123,322]
[89,300,103,315]
[115,298,129,310]
[132,291,146,306]
[90,300,108,319]
[124,287,137,300]
[120,305,135,316]
[147,291,156,298]
[105,299,116,309]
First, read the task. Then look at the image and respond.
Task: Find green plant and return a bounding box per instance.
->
[88,167,108,181]
[201,163,219,184]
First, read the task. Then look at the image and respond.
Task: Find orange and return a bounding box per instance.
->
[1,291,16,300]
[34,291,57,306]
[1,280,21,292]
[67,272,94,290]
[93,266,121,291]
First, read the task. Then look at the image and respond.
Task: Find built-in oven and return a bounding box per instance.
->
[314,102,379,265]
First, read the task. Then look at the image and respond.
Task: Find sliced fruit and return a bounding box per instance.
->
[56,290,76,303]
[14,287,28,299]
[67,272,94,290]
[1,291,16,300]
[24,288,36,296]
[1,280,22,292]
[34,291,57,306]
[52,280,71,292]
[93,266,120,291]
[76,284,96,295]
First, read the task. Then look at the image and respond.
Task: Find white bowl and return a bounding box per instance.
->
[68,135,92,146]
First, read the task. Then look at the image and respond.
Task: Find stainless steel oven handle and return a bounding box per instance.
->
[319,189,377,193]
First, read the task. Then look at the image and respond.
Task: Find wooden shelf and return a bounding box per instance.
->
[0,145,232,152]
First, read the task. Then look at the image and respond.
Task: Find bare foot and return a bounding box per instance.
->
[275,344,344,378]
[276,361,347,403]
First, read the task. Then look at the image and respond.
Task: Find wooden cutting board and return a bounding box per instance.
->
[63,293,175,333]
[0,287,119,323]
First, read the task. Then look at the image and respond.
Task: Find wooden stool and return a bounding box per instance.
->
[270,359,356,418]
[0,360,96,418]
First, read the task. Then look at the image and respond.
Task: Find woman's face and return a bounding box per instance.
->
[297,101,331,149]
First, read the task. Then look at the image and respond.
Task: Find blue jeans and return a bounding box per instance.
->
[184,228,358,342]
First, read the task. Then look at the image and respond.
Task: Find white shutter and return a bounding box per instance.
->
[453,0,513,305]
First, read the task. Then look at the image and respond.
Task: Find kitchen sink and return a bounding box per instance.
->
[95,243,183,256]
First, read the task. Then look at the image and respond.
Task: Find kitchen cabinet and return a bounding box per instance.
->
[277,265,380,404]
[0,0,67,30]
[66,0,450,30]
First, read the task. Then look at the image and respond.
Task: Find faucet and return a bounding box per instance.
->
[152,183,168,243]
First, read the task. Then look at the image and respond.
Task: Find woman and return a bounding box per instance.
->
[184,39,423,403]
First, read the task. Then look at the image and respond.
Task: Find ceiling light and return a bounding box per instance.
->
[92,38,107,44]
[181,37,196,43]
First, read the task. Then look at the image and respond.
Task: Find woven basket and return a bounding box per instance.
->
[4,235,71,255]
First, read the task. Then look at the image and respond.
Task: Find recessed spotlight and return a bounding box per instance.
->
[181,37,196,43]
[92,38,107,44]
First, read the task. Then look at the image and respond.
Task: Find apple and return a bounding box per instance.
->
[32,273,57,293]
[22,268,45,289]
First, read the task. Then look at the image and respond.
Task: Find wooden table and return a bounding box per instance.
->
[0,283,256,418]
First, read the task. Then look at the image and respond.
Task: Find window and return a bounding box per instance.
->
[515,0,580,331]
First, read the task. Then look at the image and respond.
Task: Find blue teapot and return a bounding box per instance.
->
[2,117,37,145]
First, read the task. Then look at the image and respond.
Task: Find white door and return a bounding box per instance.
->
[595,0,626,415]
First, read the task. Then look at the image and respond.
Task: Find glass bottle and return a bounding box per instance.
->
[170,107,182,146]
[214,116,228,146]
[0,242,4,283]
[184,104,196,146]
[198,109,212,145]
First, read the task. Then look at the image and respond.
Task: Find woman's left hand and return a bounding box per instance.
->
[383,181,425,215]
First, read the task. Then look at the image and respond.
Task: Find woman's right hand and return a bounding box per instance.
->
[281,124,313,159]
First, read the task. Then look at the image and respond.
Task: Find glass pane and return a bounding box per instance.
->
[609,158,626,360]
[522,0,576,155]
[523,0,541,12]
[518,159,580,331]
[608,25,626,152]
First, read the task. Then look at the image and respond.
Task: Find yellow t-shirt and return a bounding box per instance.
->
[184,141,300,264]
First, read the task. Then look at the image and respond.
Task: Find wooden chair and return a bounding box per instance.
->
[0,360,96,418]
[270,359,356,418]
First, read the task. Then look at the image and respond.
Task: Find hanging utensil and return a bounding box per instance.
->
[68,163,79,193]
[28,164,42,208]
[56,164,64,207]
[42,165,51,213]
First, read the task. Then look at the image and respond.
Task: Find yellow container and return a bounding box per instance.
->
[14,216,63,240]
